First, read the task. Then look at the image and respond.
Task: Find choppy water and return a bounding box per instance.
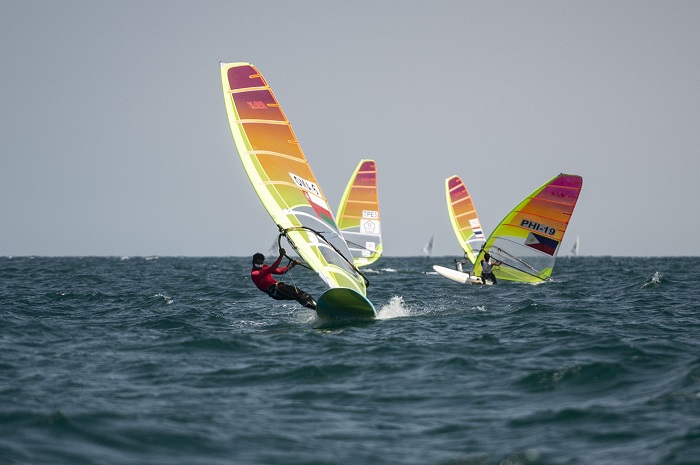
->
[1,256,699,465]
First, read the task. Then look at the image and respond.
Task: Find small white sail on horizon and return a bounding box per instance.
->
[571,235,580,256]
[422,234,435,257]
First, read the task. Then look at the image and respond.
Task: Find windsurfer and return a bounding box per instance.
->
[454,255,469,272]
[250,249,317,309]
[480,252,502,284]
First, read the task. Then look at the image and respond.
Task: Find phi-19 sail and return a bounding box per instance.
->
[472,173,583,283]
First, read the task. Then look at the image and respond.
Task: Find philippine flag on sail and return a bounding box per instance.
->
[525,232,559,256]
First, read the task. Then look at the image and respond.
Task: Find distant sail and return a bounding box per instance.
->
[445,175,485,265]
[220,62,368,295]
[266,238,278,258]
[422,234,435,257]
[473,173,583,283]
[571,235,579,256]
[336,159,382,267]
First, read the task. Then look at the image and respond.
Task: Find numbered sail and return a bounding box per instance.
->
[220,62,367,295]
[473,173,583,283]
[336,159,382,267]
[445,175,485,264]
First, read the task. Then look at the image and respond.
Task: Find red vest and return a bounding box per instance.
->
[251,255,289,292]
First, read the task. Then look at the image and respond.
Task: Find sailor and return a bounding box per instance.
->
[250,249,316,309]
[480,252,502,284]
[454,255,469,272]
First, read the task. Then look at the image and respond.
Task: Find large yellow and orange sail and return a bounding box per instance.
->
[336,159,382,267]
[220,62,367,294]
[473,173,583,283]
[445,175,485,265]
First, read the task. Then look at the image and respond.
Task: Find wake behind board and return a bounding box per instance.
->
[432,265,492,286]
[316,288,376,319]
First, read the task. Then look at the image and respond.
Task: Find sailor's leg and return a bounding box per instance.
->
[271,282,296,301]
[276,283,316,309]
[290,285,316,309]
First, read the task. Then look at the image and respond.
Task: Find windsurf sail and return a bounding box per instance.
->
[473,173,583,283]
[571,235,579,256]
[336,159,382,267]
[220,62,368,295]
[445,175,486,264]
[422,235,435,257]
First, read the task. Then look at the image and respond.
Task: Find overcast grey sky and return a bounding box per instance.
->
[2,1,698,257]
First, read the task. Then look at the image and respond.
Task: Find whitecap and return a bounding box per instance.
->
[642,271,662,288]
[154,293,174,305]
[376,295,409,319]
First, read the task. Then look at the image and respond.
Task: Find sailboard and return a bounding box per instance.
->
[445,175,486,265]
[432,264,490,285]
[220,62,375,319]
[335,159,382,267]
[472,173,583,283]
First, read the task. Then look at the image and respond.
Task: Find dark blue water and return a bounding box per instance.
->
[1,256,699,465]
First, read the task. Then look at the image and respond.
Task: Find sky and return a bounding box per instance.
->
[1,1,699,257]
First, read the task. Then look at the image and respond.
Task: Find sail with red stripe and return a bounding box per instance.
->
[220,62,368,295]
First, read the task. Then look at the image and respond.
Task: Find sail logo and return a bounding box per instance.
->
[290,173,321,196]
[361,219,380,234]
[245,100,267,110]
[525,232,559,256]
[303,191,337,230]
[469,218,485,239]
[520,219,556,236]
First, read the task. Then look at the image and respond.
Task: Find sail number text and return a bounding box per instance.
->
[290,173,321,196]
[245,101,267,110]
[520,219,556,236]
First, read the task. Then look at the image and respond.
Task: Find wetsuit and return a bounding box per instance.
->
[251,256,316,309]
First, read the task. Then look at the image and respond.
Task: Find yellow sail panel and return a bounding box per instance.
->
[336,159,382,267]
[445,175,485,264]
[473,173,583,282]
[220,62,367,295]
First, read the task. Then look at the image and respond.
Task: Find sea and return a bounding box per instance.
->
[1,255,699,465]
